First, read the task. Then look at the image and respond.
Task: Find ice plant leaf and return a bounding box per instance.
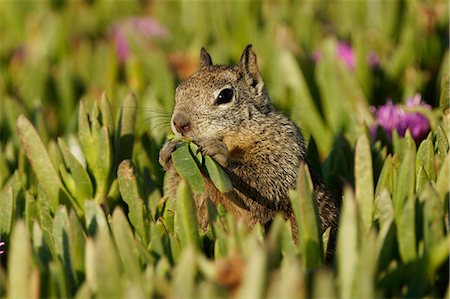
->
[435,151,450,200]
[78,100,112,204]
[420,182,444,252]
[204,156,233,193]
[436,125,449,161]
[171,143,205,193]
[175,179,200,250]
[355,134,374,233]
[439,73,450,110]
[53,206,78,289]
[353,231,377,299]
[396,195,417,263]
[188,142,203,166]
[415,134,435,182]
[375,155,393,196]
[290,162,323,269]
[172,246,197,299]
[337,186,358,299]
[111,208,145,297]
[236,238,268,299]
[117,159,149,245]
[0,186,14,237]
[394,149,415,213]
[16,115,69,212]
[58,138,93,205]
[93,229,123,298]
[7,221,32,299]
[115,93,137,166]
[100,92,115,137]
[375,190,396,270]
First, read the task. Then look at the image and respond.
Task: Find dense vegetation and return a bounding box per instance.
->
[0,1,448,298]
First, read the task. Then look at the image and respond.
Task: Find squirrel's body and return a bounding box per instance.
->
[160,45,339,244]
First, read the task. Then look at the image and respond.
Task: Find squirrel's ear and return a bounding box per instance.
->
[240,44,264,95]
[200,47,213,68]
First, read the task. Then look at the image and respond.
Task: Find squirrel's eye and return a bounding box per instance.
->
[215,88,234,105]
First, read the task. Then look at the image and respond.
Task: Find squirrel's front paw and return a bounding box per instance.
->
[197,139,230,168]
[159,139,182,171]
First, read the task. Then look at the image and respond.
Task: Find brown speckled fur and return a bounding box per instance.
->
[159,45,339,251]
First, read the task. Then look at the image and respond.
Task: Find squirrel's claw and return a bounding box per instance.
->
[159,139,182,171]
[197,139,230,168]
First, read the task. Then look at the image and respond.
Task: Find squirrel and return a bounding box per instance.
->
[159,45,339,248]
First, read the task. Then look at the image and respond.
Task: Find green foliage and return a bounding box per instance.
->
[0,1,449,298]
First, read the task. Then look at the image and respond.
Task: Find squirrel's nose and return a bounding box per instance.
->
[172,113,191,135]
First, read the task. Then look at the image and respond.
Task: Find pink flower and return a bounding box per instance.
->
[311,50,322,63]
[111,17,170,63]
[367,51,379,68]
[337,42,355,70]
[311,41,355,70]
[371,94,431,142]
[0,241,5,255]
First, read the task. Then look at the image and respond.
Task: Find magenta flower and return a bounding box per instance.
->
[111,17,170,63]
[311,41,355,70]
[371,94,431,142]
[367,51,379,68]
[337,42,355,70]
[0,241,5,255]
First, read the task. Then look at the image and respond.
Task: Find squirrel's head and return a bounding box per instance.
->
[171,45,272,141]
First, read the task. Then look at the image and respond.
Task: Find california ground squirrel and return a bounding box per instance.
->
[159,45,339,246]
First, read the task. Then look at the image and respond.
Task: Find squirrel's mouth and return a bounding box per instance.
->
[171,121,196,141]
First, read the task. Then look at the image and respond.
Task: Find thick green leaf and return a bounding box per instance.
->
[117,159,149,245]
[171,143,205,193]
[435,151,450,200]
[84,200,108,236]
[355,134,374,233]
[396,195,417,262]
[416,134,436,184]
[53,206,78,290]
[100,92,115,137]
[267,259,306,298]
[312,269,336,299]
[416,167,431,195]
[69,209,86,279]
[111,208,146,298]
[420,183,444,252]
[236,238,267,299]
[289,162,323,269]
[435,125,449,161]
[375,155,393,196]
[439,73,450,109]
[374,190,396,270]
[353,231,377,299]
[37,186,57,258]
[115,93,137,165]
[7,221,32,299]
[58,138,93,205]
[394,149,415,214]
[171,246,197,299]
[16,115,66,211]
[78,101,112,204]
[0,186,14,237]
[48,260,69,298]
[90,229,123,298]
[188,142,203,165]
[204,156,233,193]
[337,186,358,299]
[175,179,200,250]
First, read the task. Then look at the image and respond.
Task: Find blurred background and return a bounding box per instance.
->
[0,2,449,298]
